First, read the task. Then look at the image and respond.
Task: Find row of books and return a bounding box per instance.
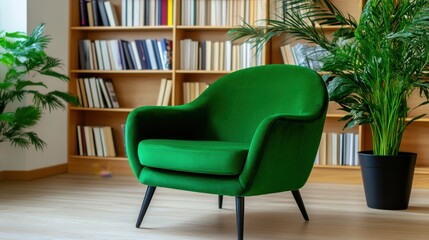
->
[121,0,173,26]
[280,43,330,71]
[156,78,173,106]
[315,132,360,166]
[79,0,119,26]
[180,40,263,71]
[183,81,209,104]
[76,77,120,108]
[78,38,172,70]
[181,0,265,26]
[79,0,173,27]
[77,125,117,157]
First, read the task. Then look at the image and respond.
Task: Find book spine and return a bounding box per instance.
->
[140,40,152,69]
[98,78,113,108]
[97,0,110,26]
[104,79,120,108]
[145,0,150,25]
[91,0,101,26]
[121,40,134,70]
[167,0,173,26]
[121,0,127,26]
[130,41,143,70]
[104,1,118,27]
[79,0,89,26]
[161,0,168,25]
[135,40,147,70]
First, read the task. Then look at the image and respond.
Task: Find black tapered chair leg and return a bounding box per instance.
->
[136,186,156,228]
[218,195,223,209]
[235,197,244,240]
[291,190,309,221]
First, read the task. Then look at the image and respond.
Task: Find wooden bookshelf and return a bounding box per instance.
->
[67,0,268,175]
[68,0,429,187]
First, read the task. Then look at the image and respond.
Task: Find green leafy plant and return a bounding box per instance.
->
[229,0,429,156]
[0,24,78,150]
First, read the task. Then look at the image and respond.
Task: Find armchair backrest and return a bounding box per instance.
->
[193,64,329,143]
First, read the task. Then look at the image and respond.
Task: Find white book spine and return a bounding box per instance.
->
[133,0,140,26]
[156,78,167,106]
[94,40,105,70]
[104,0,118,27]
[156,40,166,70]
[84,126,95,156]
[89,77,101,108]
[109,40,123,70]
[122,0,127,26]
[100,40,112,70]
[130,41,142,70]
[225,41,232,71]
[126,0,133,26]
[145,39,159,70]
[162,79,173,106]
[84,78,94,108]
[92,127,105,157]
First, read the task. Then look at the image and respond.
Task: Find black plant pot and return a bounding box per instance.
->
[359,151,417,210]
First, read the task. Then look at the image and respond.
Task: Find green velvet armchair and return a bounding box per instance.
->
[126,64,329,239]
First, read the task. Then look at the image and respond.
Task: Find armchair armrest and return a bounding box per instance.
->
[126,104,206,177]
[239,112,326,196]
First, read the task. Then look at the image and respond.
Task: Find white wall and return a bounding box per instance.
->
[0,0,69,171]
[0,0,27,32]
[0,0,28,171]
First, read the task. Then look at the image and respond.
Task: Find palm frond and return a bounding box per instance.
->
[12,106,42,129]
[0,23,77,150]
[8,132,46,150]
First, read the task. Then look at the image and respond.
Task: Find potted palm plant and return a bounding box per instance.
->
[0,24,78,150]
[229,0,429,209]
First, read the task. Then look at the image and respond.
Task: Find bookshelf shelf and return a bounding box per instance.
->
[175,70,232,74]
[71,26,174,31]
[326,114,346,118]
[70,155,129,161]
[71,70,173,74]
[176,26,236,30]
[314,165,360,170]
[69,107,134,113]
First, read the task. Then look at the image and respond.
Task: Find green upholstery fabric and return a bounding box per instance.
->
[138,140,248,175]
[126,64,329,197]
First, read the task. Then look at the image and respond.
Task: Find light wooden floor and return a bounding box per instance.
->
[1,174,429,240]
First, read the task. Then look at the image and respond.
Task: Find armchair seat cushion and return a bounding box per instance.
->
[138,139,249,175]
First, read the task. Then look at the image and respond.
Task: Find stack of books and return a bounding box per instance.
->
[183,81,209,104]
[76,77,120,108]
[156,78,173,106]
[121,0,173,26]
[181,0,265,26]
[180,39,262,71]
[79,0,173,27]
[76,125,117,157]
[79,0,119,26]
[78,38,172,70]
[315,132,360,166]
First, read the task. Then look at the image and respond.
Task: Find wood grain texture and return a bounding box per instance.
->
[1,174,429,239]
[1,164,67,181]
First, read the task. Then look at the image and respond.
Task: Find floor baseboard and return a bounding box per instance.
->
[1,164,68,181]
